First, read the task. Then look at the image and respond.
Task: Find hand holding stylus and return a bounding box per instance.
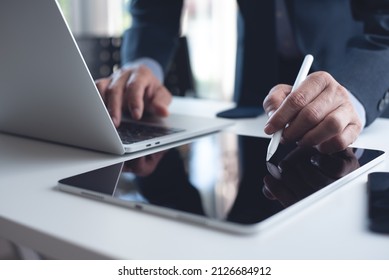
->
[266,54,313,161]
[263,55,362,156]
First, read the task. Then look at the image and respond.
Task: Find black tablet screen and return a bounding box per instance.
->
[59,132,384,226]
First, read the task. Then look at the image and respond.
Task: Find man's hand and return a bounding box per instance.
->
[263,71,362,154]
[95,65,172,127]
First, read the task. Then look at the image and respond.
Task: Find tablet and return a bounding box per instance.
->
[57,132,385,234]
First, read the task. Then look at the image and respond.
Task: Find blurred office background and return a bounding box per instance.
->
[57,0,237,101]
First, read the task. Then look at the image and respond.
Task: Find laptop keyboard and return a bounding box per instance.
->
[117,122,184,144]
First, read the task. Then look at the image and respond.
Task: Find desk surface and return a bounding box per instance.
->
[0,97,388,259]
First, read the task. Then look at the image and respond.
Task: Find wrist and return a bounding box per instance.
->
[122,58,164,83]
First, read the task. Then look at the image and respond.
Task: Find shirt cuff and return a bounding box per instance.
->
[348,90,366,128]
[122,57,164,83]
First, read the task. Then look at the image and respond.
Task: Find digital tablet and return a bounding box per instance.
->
[57,132,385,234]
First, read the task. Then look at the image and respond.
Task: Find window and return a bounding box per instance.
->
[182,0,237,101]
[58,0,237,101]
[58,0,129,36]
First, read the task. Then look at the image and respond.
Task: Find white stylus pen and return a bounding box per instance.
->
[266,54,314,161]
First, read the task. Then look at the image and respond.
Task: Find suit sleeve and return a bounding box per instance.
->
[121,0,184,74]
[333,0,389,126]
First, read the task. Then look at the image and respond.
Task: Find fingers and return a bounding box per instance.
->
[95,69,133,127]
[124,66,172,119]
[296,96,362,154]
[144,85,172,117]
[94,65,172,127]
[106,69,132,127]
[284,84,357,143]
[95,78,111,101]
[95,73,129,127]
[265,72,331,134]
[263,71,363,153]
[316,123,362,154]
[124,69,147,120]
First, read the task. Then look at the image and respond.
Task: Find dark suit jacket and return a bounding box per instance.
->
[121,0,389,126]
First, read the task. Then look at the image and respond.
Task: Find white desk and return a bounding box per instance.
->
[0,97,388,259]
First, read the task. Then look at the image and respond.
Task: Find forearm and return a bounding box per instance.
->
[334,0,389,126]
[121,0,184,74]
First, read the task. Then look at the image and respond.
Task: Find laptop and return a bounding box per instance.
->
[0,0,232,155]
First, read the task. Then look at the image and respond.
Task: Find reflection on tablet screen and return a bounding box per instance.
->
[59,133,384,232]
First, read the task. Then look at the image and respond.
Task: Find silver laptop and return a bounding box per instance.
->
[0,0,232,155]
